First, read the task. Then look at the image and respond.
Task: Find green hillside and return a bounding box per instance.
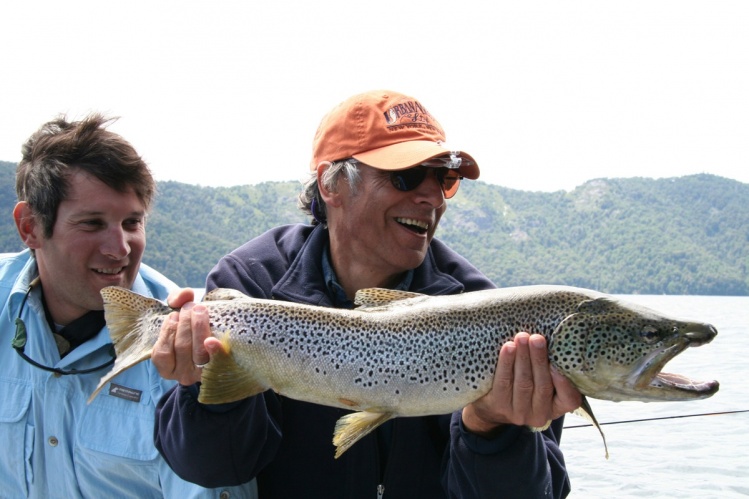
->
[2,160,747,294]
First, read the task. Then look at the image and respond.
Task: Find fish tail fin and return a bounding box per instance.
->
[88,286,169,403]
[333,411,393,459]
[198,332,268,404]
[573,396,609,459]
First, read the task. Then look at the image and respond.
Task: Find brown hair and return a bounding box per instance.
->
[16,113,155,237]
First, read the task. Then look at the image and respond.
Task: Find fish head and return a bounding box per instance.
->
[548,296,719,402]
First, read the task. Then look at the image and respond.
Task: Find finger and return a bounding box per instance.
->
[511,333,534,417]
[493,340,517,409]
[529,334,556,426]
[166,287,195,309]
[205,336,230,356]
[173,302,195,360]
[152,311,179,378]
[550,368,583,418]
[529,334,554,400]
[191,304,211,366]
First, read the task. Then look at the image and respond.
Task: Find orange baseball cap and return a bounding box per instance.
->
[310,90,480,179]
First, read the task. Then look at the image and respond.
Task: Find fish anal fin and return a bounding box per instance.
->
[573,396,609,459]
[198,332,267,404]
[333,411,393,459]
[354,288,425,308]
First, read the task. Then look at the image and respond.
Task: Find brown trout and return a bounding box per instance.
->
[89,285,719,458]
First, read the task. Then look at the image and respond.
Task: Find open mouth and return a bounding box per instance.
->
[650,371,719,395]
[94,267,124,275]
[634,324,720,399]
[396,217,429,235]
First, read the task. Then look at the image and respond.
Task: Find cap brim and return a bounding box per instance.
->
[352,141,480,180]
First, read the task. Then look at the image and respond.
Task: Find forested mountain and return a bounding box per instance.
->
[2,160,747,295]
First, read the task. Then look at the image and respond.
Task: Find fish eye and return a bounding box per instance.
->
[640,326,660,343]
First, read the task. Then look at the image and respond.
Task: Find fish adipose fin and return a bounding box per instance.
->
[333,411,394,459]
[88,287,169,403]
[573,396,609,459]
[198,332,268,404]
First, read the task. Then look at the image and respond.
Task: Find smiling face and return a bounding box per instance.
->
[323,163,447,295]
[18,170,147,325]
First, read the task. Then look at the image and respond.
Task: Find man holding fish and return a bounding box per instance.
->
[153,90,582,498]
[0,115,256,498]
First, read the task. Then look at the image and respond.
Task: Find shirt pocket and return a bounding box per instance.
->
[77,394,159,461]
[0,381,33,495]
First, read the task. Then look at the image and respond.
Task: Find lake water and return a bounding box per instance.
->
[562,295,749,498]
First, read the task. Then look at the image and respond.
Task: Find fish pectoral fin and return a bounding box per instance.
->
[203,288,252,302]
[332,411,393,459]
[573,396,609,460]
[197,333,267,404]
[354,288,426,309]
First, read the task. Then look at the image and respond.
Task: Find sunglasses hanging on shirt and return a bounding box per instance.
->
[12,278,115,376]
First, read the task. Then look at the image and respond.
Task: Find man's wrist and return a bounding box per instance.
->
[461,405,508,438]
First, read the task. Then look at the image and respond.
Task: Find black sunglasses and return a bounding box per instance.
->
[389,166,463,199]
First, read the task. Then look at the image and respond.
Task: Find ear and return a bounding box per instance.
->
[13,202,44,249]
[317,163,343,208]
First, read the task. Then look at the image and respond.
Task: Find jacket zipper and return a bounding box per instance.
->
[376,419,397,499]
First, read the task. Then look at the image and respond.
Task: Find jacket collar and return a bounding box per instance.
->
[271,224,465,306]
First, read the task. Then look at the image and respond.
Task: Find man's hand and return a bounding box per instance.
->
[152,288,225,386]
[461,332,582,437]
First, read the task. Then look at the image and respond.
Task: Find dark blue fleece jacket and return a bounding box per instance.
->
[155,224,570,499]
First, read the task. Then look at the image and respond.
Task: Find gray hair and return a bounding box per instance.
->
[298,158,362,224]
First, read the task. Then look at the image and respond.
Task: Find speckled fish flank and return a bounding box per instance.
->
[90,285,719,458]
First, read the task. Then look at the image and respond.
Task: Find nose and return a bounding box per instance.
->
[413,169,445,207]
[100,226,131,259]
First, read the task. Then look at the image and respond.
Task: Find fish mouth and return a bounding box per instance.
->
[650,372,719,395]
[630,323,719,400]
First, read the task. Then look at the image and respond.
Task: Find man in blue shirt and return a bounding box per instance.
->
[0,114,256,498]
[153,90,582,498]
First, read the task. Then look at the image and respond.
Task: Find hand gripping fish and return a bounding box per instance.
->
[89,285,719,458]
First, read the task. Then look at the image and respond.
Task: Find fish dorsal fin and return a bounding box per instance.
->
[354,288,426,308]
[573,396,610,459]
[203,288,251,302]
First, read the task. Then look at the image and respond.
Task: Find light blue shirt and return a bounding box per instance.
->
[0,250,257,499]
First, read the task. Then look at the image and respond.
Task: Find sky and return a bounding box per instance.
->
[1,1,747,192]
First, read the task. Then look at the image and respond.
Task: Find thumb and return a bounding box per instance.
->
[204,336,228,357]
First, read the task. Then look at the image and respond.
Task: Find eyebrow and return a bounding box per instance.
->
[69,209,146,218]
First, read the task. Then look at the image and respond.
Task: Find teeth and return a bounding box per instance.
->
[396,218,429,230]
[96,268,123,275]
